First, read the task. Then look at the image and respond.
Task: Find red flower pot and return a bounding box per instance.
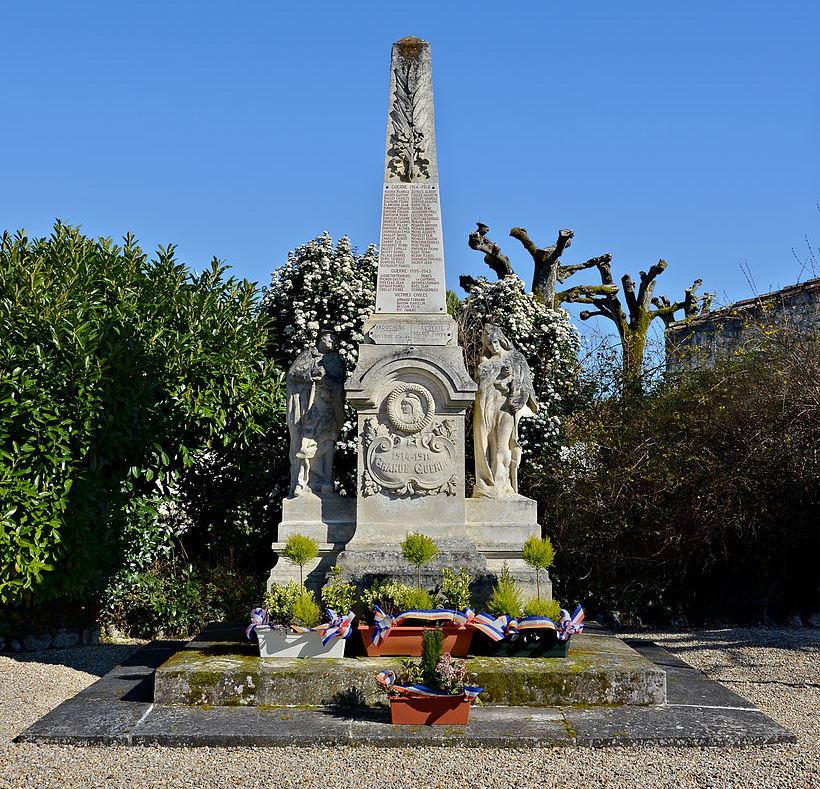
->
[357,623,474,657]
[389,695,473,725]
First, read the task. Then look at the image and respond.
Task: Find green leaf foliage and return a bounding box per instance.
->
[420,628,444,688]
[401,532,438,590]
[438,568,472,611]
[290,590,322,628]
[359,579,432,618]
[264,582,304,626]
[282,534,319,570]
[320,566,358,613]
[539,324,820,621]
[401,532,439,567]
[487,564,523,618]
[523,597,562,620]
[0,223,284,604]
[522,536,555,571]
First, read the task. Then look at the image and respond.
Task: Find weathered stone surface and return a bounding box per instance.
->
[22,632,52,651]
[155,648,262,706]
[154,633,665,708]
[566,705,796,747]
[17,638,796,749]
[350,706,574,747]
[81,626,100,645]
[465,497,545,599]
[626,639,752,708]
[268,491,355,593]
[473,635,665,707]
[375,39,445,315]
[134,705,352,747]
[52,629,80,649]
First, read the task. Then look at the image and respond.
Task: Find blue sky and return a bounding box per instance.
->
[2,1,818,324]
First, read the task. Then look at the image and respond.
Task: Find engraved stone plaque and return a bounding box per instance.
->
[361,417,457,497]
[375,183,446,314]
[369,321,453,346]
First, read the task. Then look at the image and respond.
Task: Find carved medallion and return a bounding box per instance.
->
[361,417,457,497]
[386,382,435,434]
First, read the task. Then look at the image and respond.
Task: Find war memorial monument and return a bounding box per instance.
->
[15,37,796,751]
[270,37,546,600]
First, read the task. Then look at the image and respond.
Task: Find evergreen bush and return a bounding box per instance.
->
[0,223,283,605]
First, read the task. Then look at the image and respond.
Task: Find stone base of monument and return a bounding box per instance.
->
[267,491,355,594]
[153,622,666,708]
[335,538,498,599]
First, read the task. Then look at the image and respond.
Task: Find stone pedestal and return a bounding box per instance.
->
[267,491,355,594]
[338,313,484,585]
[466,497,550,601]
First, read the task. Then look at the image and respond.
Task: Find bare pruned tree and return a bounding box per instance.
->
[465,222,710,390]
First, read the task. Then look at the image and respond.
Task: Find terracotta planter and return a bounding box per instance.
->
[255,626,347,658]
[389,695,473,725]
[477,629,570,658]
[357,623,474,657]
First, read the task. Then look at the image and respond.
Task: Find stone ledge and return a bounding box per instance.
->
[153,631,665,708]
[15,639,796,749]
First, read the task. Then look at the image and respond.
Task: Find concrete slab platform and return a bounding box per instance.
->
[153,624,666,707]
[15,638,796,749]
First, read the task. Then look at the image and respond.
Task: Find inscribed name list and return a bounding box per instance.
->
[375,182,446,314]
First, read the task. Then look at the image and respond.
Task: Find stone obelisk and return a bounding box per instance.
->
[338,38,483,586]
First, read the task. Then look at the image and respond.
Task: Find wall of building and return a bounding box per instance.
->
[665,278,820,372]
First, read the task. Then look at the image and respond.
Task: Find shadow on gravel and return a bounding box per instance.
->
[624,628,820,656]
[4,639,184,677]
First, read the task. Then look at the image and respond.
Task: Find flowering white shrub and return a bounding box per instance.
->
[459,275,580,468]
[262,233,379,490]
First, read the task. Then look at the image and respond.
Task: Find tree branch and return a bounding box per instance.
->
[557,253,612,283]
[459,274,479,293]
[558,283,619,305]
[636,259,668,311]
[467,222,513,279]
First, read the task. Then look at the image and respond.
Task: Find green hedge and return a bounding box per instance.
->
[536,328,820,621]
[0,223,284,604]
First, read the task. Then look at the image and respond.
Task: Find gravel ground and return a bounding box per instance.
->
[0,627,817,789]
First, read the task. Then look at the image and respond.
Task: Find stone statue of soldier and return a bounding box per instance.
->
[286,328,346,497]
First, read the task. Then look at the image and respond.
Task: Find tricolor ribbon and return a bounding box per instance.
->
[503,605,585,641]
[371,605,397,646]
[374,672,483,701]
[370,606,464,645]
[456,609,507,642]
[557,605,585,641]
[245,607,269,640]
[318,609,356,646]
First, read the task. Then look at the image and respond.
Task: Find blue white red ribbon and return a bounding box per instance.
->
[318,609,356,646]
[370,606,464,645]
[502,605,585,641]
[245,607,269,640]
[455,609,507,642]
[375,670,483,700]
[557,605,585,641]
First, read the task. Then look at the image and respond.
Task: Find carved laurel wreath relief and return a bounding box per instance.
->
[361,396,457,498]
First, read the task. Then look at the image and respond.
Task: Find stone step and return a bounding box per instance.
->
[153,626,666,708]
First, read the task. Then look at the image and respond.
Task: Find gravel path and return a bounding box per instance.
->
[0,628,817,788]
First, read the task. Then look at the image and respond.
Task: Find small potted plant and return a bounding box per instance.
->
[476,557,584,657]
[357,579,464,656]
[356,563,476,657]
[248,534,355,658]
[376,629,482,725]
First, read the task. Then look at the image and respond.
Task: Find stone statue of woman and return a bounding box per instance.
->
[472,324,539,499]
[286,328,346,497]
